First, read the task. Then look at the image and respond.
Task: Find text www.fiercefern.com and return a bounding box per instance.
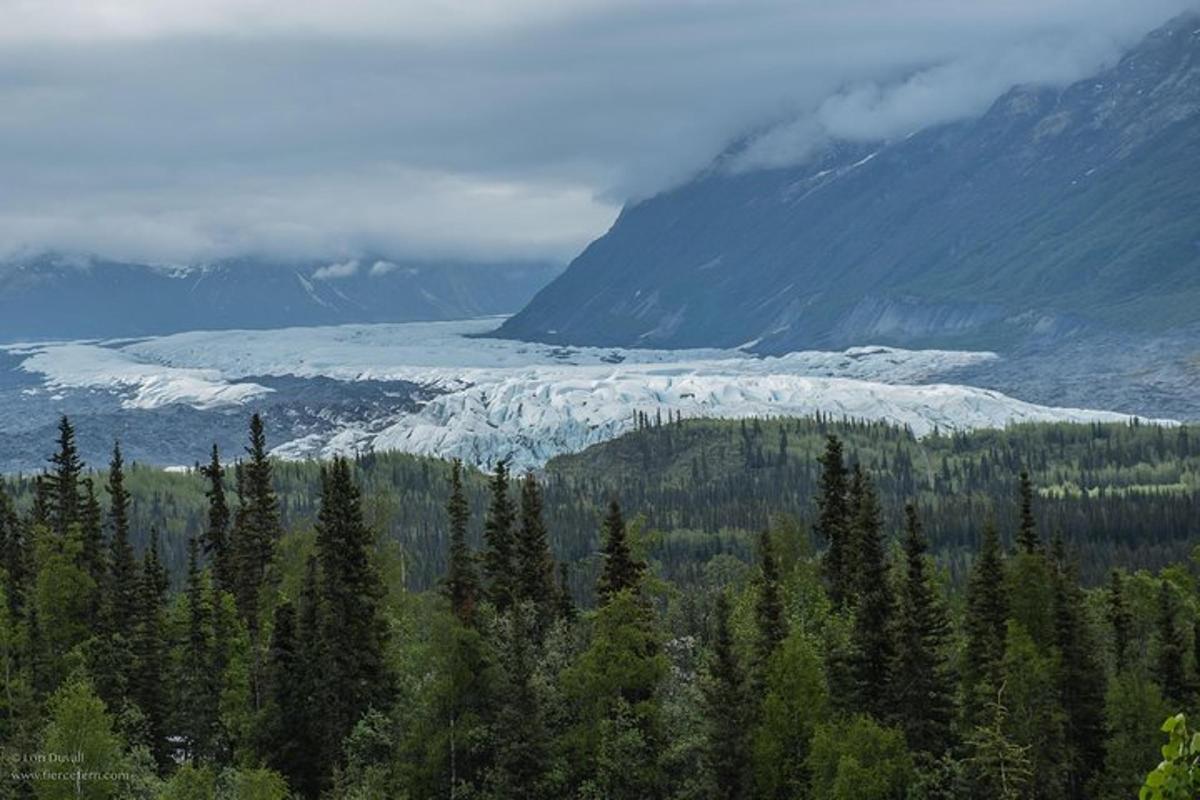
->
[10,770,134,782]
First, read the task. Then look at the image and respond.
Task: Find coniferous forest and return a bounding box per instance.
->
[2,413,1200,799]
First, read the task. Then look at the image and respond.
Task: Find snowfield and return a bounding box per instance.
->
[4,319,1164,469]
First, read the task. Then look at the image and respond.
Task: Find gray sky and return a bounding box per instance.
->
[1,0,1195,265]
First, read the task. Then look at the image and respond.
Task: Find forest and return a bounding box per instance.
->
[1,413,1199,799]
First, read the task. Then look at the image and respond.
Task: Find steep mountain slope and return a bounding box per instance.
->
[498,13,1200,353]
[0,255,560,341]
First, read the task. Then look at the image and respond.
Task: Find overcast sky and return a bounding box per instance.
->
[1,0,1195,265]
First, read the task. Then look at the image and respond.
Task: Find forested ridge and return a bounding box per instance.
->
[1,414,1199,798]
[4,415,1196,592]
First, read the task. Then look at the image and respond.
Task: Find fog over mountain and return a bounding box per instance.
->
[2,0,1196,265]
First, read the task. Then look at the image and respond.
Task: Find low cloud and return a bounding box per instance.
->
[1,0,1195,264]
[313,259,360,280]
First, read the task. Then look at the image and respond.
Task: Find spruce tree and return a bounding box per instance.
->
[482,460,517,612]
[1050,542,1106,799]
[132,533,170,771]
[0,484,27,618]
[443,459,479,625]
[105,442,138,629]
[962,521,1008,729]
[1016,470,1039,554]
[78,478,106,606]
[1107,569,1133,674]
[200,444,232,594]
[556,561,577,622]
[848,470,895,721]
[97,442,139,715]
[177,537,219,763]
[315,457,390,772]
[46,415,82,538]
[30,474,51,529]
[597,499,644,605]
[515,471,556,617]
[231,413,282,635]
[490,604,550,797]
[296,554,326,793]
[1155,579,1188,706]
[703,592,749,800]
[893,503,955,754]
[816,435,852,607]
[260,599,321,799]
[753,529,788,692]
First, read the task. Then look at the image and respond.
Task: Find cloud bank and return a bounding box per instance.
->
[1,0,1195,264]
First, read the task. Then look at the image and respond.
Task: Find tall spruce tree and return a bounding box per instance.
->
[177,536,219,763]
[231,413,282,635]
[296,554,326,794]
[315,457,390,773]
[1016,470,1039,554]
[753,529,788,692]
[703,592,750,799]
[515,471,556,618]
[893,503,955,754]
[848,470,896,721]
[597,499,644,605]
[443,460,479,625]
[490,605,551,798]
[105,442,137,621]
[100,442,139,713]
[46,415,82,539]
[962,521,1008,729]
[482,460,517,612]
[1050,540,1107,799]
[0,484,27,618]
[132,533,170,771]
[260,599,321,799]
[200,444,232,594]
[1155,580,1188,707]
[1107,570,1133,674]
[816,436,853,607]
[78,478,106,609]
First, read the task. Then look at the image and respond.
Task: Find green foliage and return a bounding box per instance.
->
[34,675,126,800]
[807,714,913,800]
[564,589,668,795]
[751,630,830,799]
[1140,714,1200,800]
[999,623,1067,799]
[1100,671,1171,800]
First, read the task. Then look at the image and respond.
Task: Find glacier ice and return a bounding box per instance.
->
[4,319,1165,470]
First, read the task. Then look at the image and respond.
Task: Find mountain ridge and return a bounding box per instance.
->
[0,254,562,342]
[496,12,1200,354]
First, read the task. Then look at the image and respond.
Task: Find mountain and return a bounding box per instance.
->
[497,13,1200,354]
[0,254,561,342]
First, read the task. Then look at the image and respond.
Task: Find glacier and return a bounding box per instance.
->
[3,318,1166,471]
